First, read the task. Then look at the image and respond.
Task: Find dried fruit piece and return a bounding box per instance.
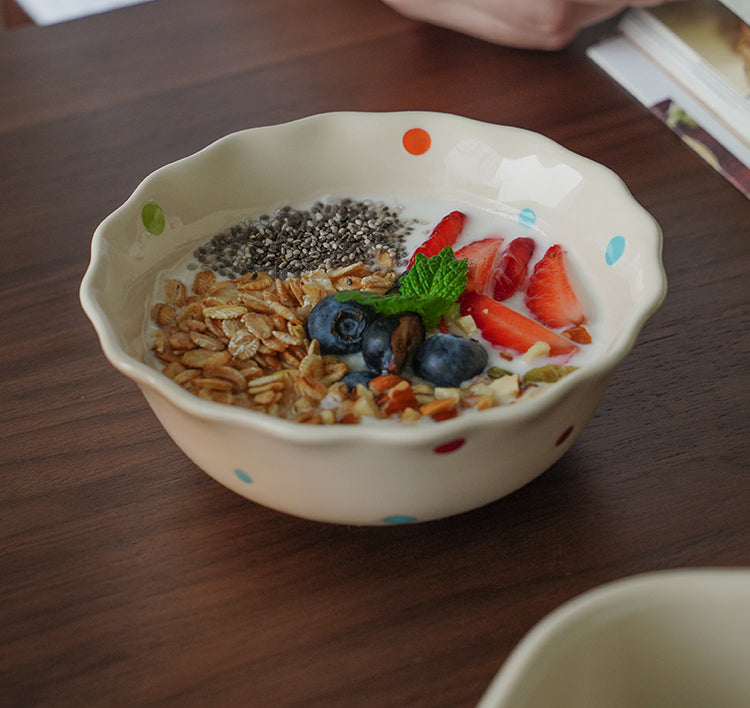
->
[361,313,425,375]
[454,237,504,293]
[407,211,466,268]
[492,237,536,301]
[522,365,579,384]
[525,245,586,329]
[460,291,578,358]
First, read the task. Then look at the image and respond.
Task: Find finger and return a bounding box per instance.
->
[385,0,627,49]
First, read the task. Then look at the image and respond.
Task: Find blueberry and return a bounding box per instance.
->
[306,293,376,354]
[414,333,488,387]
[361,312,425,375]
[341,370,378,389]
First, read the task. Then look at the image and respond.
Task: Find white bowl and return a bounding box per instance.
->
[478,568,750,708]
[80,111,666,525]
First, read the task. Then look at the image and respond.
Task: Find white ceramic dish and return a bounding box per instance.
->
[80,111,666,525]
[478,568,750,708]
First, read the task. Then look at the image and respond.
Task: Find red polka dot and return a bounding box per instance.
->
[556,426,574,446]
[434,438,465,454]
[403,128,431,155]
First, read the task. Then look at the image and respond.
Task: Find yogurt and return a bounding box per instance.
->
[145,194,601,423]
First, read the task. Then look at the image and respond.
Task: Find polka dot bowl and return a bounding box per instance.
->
[80,111,666,525]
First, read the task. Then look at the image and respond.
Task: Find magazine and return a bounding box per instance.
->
[587,0,750,198]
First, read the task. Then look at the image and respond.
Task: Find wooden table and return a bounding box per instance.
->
[1,1,748,705]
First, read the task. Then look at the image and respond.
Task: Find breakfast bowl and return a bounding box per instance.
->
[80,111,666,525]
[478,568,750,708]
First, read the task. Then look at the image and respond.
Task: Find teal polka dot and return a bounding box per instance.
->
[519,208,536,228]
[383,515,417,525]
[234,469,253,483]
[606,235,626,265]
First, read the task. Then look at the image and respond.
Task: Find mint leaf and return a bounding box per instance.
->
[336,247,468,330]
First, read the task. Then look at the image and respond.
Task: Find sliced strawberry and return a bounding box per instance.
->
[492,237,536,301]
[454,237,504,293]
[407,210,466,268]
[525,245,585,329]
[460,291,578,358]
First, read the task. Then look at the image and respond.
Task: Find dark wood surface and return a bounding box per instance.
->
[1,1,748,706]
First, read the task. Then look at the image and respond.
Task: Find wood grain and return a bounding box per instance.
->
[1,0,31,28]
[1,1,748,706]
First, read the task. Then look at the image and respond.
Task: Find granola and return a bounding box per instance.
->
[149,262,550,425]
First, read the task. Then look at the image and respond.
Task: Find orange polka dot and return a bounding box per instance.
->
[403,128,431,155]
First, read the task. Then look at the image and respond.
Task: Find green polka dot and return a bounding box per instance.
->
[141,201,166,235]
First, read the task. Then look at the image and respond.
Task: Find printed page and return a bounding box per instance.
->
[650,0,749,97]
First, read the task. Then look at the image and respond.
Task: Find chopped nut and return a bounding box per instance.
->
[400,407,422,423]
[522,341,551,362]
[369,374,408,394]
[380,380,418,416]
[433,387,461,400]
[455,315,477,336]
[563,325,592,344]
[352,392,381,419]
[419,397,459,419]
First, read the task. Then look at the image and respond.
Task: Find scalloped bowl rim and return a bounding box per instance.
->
[80,111,666,445]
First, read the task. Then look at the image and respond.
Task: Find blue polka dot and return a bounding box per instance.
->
[606,235,626,265]
[234,469,253,483]
[383,515,417,525]
[519,208,536,228]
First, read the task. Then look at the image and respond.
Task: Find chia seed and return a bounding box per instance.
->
[193,197,413,279]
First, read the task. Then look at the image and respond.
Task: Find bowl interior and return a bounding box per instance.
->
[81,111,666,437]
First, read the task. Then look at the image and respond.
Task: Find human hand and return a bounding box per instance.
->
[381,0,665,50]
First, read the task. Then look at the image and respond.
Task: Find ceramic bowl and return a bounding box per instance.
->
[478,568,750,708]
[80,111,666,525]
